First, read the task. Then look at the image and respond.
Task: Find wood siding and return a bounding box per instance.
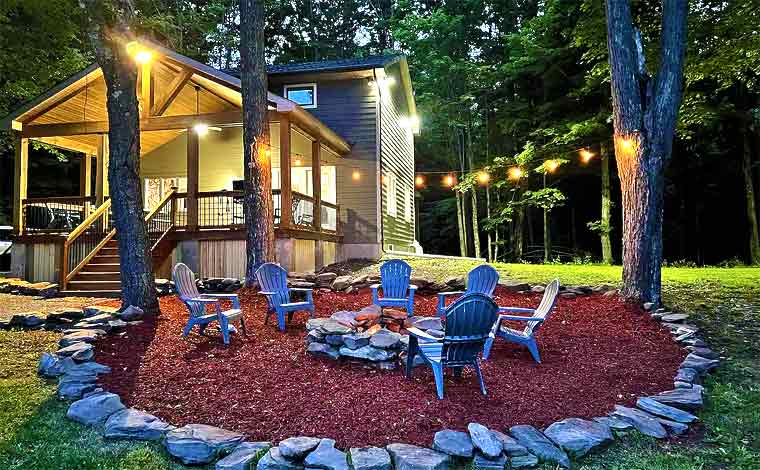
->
[323,241,337,266]
[198,240,246,278]
[294,239,316,272]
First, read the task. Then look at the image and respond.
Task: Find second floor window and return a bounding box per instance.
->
[284,83,317,108]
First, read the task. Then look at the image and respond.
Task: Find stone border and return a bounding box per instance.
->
[27,292,719,469]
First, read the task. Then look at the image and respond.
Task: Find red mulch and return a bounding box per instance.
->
[94,288,685,448]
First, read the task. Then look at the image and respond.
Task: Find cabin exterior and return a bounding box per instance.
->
[0,40,419,295]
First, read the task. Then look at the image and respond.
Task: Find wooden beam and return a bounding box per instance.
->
[95,135,109,206]
[12,132,28,235]
[35,136,97,155]
[152,69,192,116]
[312,139,322,232]
[80,155,92,198]
[140,60,153,115]
[186,129,199,230]
[280,116,292,228]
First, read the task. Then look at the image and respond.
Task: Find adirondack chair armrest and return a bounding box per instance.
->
[407,326,442,342]
[289,288,313,292]
[201,293,240,308]
[497,314,545,323]
[438,291,465,298]
[370,284,380,290]
[258,291,277,296]
[497,307,536,314]
[188,297,219,304]
[409,284,418,291]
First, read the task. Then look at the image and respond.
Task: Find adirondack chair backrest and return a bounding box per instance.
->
[172,263,206,318]
[442,293,499,363]
[255,262,291,306]
[523,279,560,336]
[466,265,500,296]
[379,259,412,298]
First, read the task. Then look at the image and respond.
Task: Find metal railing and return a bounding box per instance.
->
[145,188,177,251]
[22,196,95,233]
[197,190,245,228]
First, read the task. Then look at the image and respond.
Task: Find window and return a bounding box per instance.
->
[284,83,317,108]
[386,173,397,217]
[405,185,413,222]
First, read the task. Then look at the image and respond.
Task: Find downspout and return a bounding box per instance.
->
[374,68,386,257]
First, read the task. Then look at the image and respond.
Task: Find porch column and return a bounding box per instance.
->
[312,139,323,270]
[280,115,292,228]
[12,132,28,235]
[80,154,93,216]
[186,128,199,230]
[95,134,109,206]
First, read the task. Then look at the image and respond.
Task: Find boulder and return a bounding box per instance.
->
[165,424,245,465]
[501,281,530,292]
[307,342,340,360]
[636,397,698,423]
[472,453,506,470]
[258,447,304,470]
[611,406,667,438]
[306,318,330,331]
[279,437,321,460]
[119,305,144,321]
[674,368,701,385]
[490,430,528,456]
[649,388,704,411]
[104,408,174,440]
[61,358,111,376]
[66,392,125,426]
[303,438,348,470]
[316,273,338,286]
[687,347,719,360]
[319,320,353,336]
[57,374,98,400]
[342,333,370,350]
[38,352,65,378]
[331,276,353,291]
[217,442,272,470]
[443,277,465,290]
[656,418,689,436]
[467,423,502,458]
[509,453,539,469]
[59,330,100,348]
[349,447,392,470]
[339,345,397,362]
[386,443,450,470]
[680,353,720,374]
[661,313,689,323]
[83,305,118,317]
[592,416,633,431]
[56,342,94,362]
[369,329,402,350]
[509,425,570,468]
[543,418,613,458]
[432,430,474,457]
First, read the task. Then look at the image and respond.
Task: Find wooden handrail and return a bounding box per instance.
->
[61,198,113,289]
[65,198,112,244]
[23,196,96,204]
[145,188,177,223]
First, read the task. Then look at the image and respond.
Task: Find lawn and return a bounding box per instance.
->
[0,261,758,469]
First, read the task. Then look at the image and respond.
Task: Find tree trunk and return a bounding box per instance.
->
[82,0,157,312]
[486,185,492,262]
[606,0,687,305]
[514,184,525,260]
[600,141,614,264]
[240,0,275,284]
[543,208,551,263]
[456,191,467,257]
[743,128,760,265]
[466,127,481,258]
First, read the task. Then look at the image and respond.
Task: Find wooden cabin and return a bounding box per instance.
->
[0,40,419,295]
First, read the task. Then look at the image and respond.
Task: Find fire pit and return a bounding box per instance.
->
[305,305,444,369]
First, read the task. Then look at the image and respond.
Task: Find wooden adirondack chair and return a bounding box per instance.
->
[255,262,315,331]
[371,259,417,316]
[482,279,560,363]
[172,263,247,345]
[436,264,499,316]
[406,293,499,399]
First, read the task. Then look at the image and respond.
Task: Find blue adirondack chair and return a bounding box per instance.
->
[436,264,499,316]
[173,263,247,345]
[255,262,315,331]
[483,279,560,363]
[406,293,498,399]
[371,259,417,316]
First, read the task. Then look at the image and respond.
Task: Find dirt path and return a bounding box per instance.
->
[0,293,109,320]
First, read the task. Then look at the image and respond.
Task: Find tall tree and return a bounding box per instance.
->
[605,0,688,304]
[80,0,158,312]
[240,0,275,282]
[599,142,614,264]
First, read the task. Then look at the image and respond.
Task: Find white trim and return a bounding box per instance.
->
[284,83,318,109]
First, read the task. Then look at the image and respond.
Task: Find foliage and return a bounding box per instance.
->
[521,188,567,211]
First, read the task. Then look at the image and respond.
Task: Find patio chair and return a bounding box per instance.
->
[371,259,416,317]
[255,262,315,331]
[172,263,247,345]
[406,293,498,399]
[482,279,560,363]
[436,264,499,317]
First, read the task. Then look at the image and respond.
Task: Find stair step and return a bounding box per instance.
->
[85,263,121,272]
[99,247,119,255]
[92,255,120,263]
[59,290,121,298]
[67,280,122,291]
[73,272,121,282]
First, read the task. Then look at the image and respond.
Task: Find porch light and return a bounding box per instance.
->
[400,115,421,132]
[294,156,303,166]
[507,167,523,181]
[619,136,635,152]
[126,41,153,64]
[194,123,209,136]
[443,174,456,188]
[415,175,425,188]
[477,171,490,185]
[352,169,361,181]
[134,50,153,64]
[580,149,594,163]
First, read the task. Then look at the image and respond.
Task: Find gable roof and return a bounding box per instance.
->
[225,54,405,76]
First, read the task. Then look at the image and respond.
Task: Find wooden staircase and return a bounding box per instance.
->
[65,239,122,296]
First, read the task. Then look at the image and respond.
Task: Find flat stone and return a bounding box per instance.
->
[432,430,474,457]
[118,305,144,321]
[412,317,443,331]
[165,424,245,465]
[674,368,701,385]
[656,418,689,436]
[71,321,112,333]
[108,319,129,330]
[636,397,698,423]
[650,388,704,411]
[611,405,667,438]
[467,423,502,458]
[279,436,321,460]
[592,416,633,431]
[559,292,576,300]
[369,329,402,350]
[66,392,125,426]
[687,346,719,359]
[325,335,345,346]
[307,342,340,360]
[104,408,175,440]
[306,318,330,331]
[61,358,111,375]
[349,447,392,470]
[339,345,397,362]
[531,285,545,293]
[472,453,506,470]
[543,418,613,458]
[57,375,97,400]
[386,443,450,470]
[681,353,719,374]
[509,453,539,468]
[59,330,100,348]
[84,305,119,317]
[217,442,272,470]
[9,312,46,328]
[500,281,530,292]
[661,313,689,323]
[56,342,94,362]
[319,320,353,335]
[304,438,348,470]
[331,275,353,291]
[343,333,370,350]
[509,425,570,468]
[642,302,655,311]
[306,330,325,344]
[82,312,116,324]
[47,309,85,322]
[38,352,65,378]
[490,430,528,456]
[258,447,304,470]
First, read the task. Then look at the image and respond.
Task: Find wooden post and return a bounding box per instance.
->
[80,154,93,217]
[95,134,109,206]
[140,61,152,116]
[280,116,292,228]
[187,129,199,230]
[12,132,28,235]
[312,139,322,231]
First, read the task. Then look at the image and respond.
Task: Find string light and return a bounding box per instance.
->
[443,174,456,187]
[580,149,594,163]
[544,159,559,173]
[508,167,524,181]
[415,175,425,188]
[477,171,490,185]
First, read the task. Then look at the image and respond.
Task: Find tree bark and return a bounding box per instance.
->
[743,127,760,265]
[466,125,481,258]
[240,0,275,283]
[600,141,614,264]
[486,185,492,262]
[543,208,551,263]
[82,0,157,312]
[606,0,687,305]
[456,191,467,257]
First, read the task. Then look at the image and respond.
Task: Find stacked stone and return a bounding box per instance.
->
[154,278,174,296]
[200,277,245,293]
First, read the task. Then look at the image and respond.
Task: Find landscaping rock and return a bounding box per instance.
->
[83,304,118,317]
[687,346,719,359]
[674,368,701,385]
[656,418,689,436]
[104,408,174,440]
[543,418,613,458]
[57,374,97,400]
[119,305,144,321]
[509,425,570,468]
[592,416,633,431]
[636,397,698,423]
[216,442,272,470]
[56,342,94,362]
[331,276,353,291]
[472,453,507,470]
[642,302,655,311]
[317,272,338,286]
[339,345,397,362]
[61,358,111,375]
[9,312,45,329]
[349,447,392,470]
[559,292,577,300]
[319,320,353,335]
[681,353,720,374]
[432,430,474,457]
[59,330,100,348]
[661,313,689,323]
[467,423,502,458]
[307,342,340,360]
[280,437,321,460]
[38,352,65,378]
[649,388,704,411]
[386,443,450,470]
[611,405,667,438]
[304,438,348,470]
[165,424,245,465]
[81,312,116,325]
[370,329,402,349]
[325,335,345,346]
[66,392,124,426]
[490,430,528,456]
[258,447,304,470]
[531,285,545,293]
[108,319,128,330]
[500,281,530,292]
[509,453,539,469]
[342,333,370,350]
[306,318,330,331]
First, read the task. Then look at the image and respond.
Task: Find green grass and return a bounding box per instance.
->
[1,261,758,469]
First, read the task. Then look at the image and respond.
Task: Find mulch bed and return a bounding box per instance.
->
[95,287,685,448]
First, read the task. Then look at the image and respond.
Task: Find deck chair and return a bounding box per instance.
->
[483,279,560,363]
[436,265,499,316]
[255,262,315,331]
[406,293,498,399]
[172,263,247,345]
[371,259,416,317]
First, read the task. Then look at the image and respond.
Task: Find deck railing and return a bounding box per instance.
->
[145,188,177,251]
[62,199,115,289]
[22,196,96,233]
[197,190,245,228]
